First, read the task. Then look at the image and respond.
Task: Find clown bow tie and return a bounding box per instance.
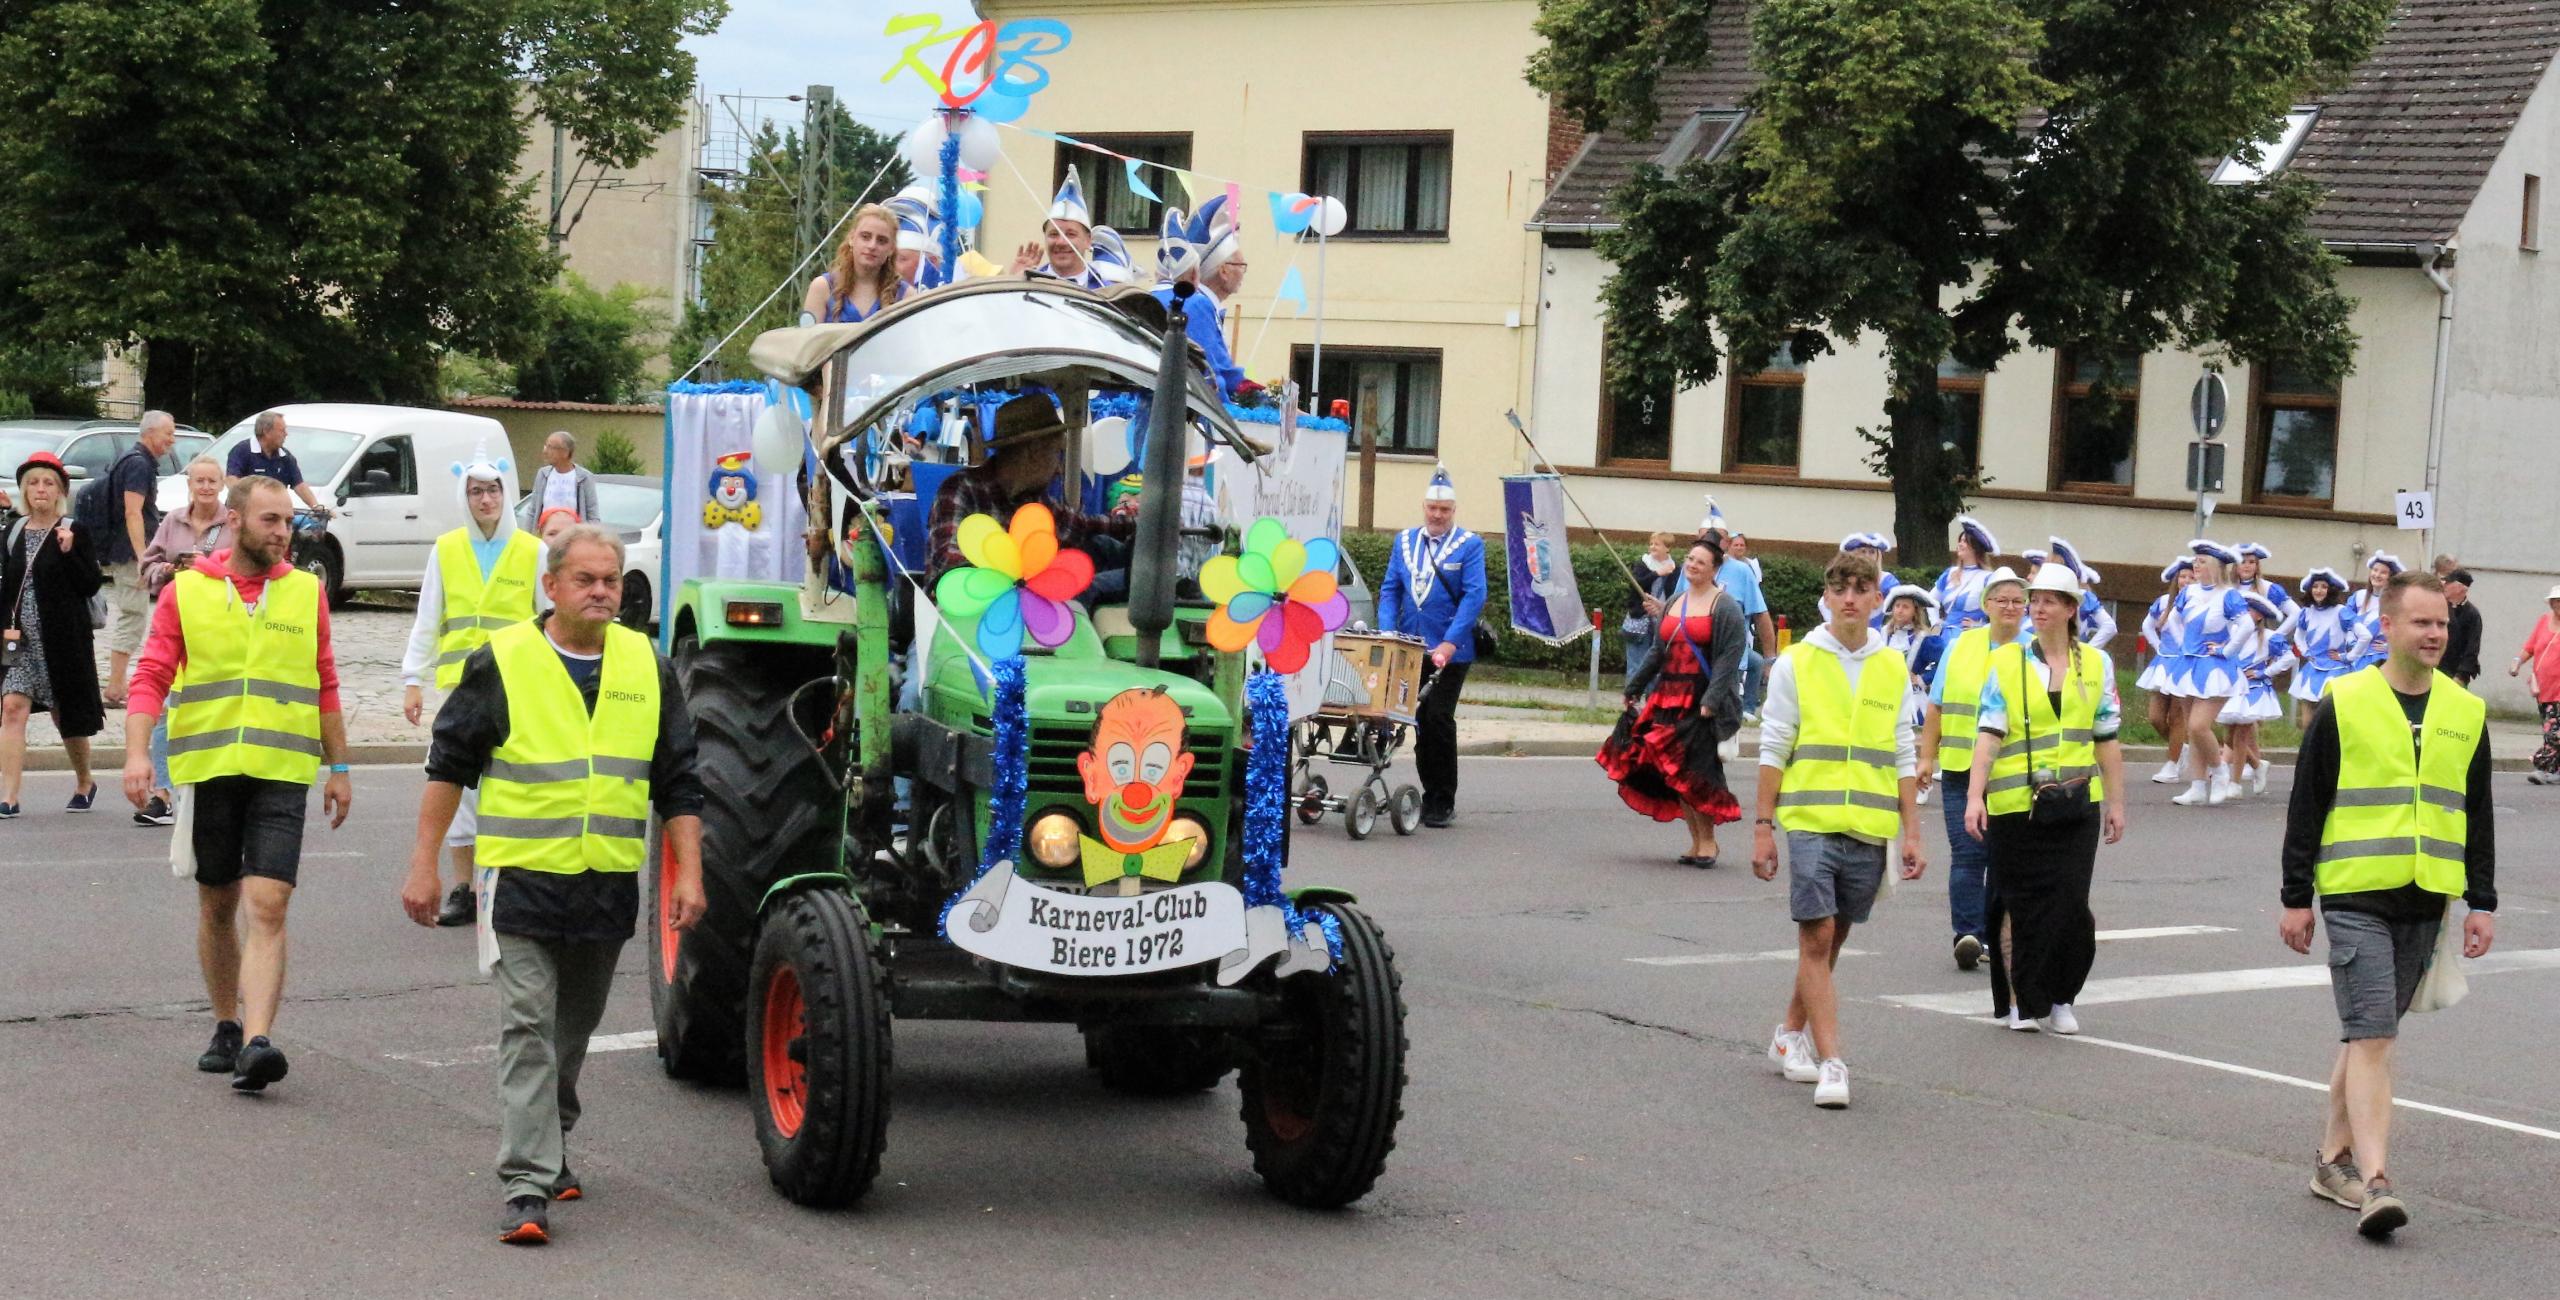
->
[1080,836,1190,888]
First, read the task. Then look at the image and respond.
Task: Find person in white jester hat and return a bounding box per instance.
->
[1148,203,1247,399]
[1007,165,1124,291]
[401,523,709,1248]
[703,451,761,530]
[1377,466,1487,828]
[121,476,356,1094]
[401,444,547,928]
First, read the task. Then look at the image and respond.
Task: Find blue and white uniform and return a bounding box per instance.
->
[2134,583,2185,694]
[1147,205,1246,398]
[1933,565,1990,635]
[2218,592,2293,724]
[2287,568,2361,702]
[1817,532,1900,627]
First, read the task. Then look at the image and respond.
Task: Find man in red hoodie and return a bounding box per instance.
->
[122,475,352,1092]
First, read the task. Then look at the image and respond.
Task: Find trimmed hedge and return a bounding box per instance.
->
[1340,531,1824,672]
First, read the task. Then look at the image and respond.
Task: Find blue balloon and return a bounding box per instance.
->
[954,188,984,230]
[975,88,1031,124]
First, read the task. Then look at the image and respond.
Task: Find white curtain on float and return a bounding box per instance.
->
[662,381,806,637]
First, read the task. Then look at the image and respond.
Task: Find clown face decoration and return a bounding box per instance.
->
[1078,687,1195,854]
[703,450,763,530]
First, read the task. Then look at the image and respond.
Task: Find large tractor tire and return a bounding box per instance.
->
[1239,901,1409,1209]
[647,637,836,1084]
[1082,1024,1234,1096]
[749,887,893,1207]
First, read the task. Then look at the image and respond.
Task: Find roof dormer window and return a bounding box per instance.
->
[2213,106,2321,184]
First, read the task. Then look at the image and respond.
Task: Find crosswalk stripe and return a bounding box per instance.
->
[1881,948,2560,1015]
[1628,947,1872,967]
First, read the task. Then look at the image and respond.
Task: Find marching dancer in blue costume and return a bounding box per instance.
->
[1933,516,1999,635]
[2166,541,2260,806]
[2217,590,2293,797]
[2140,556,2195,783]
[2345,553,2402,671]
[2286,566,2363,726]
[1378,466,1488,828]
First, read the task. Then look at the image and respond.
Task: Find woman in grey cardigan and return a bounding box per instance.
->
[517,431,600,529]
[1597,537,1748,866]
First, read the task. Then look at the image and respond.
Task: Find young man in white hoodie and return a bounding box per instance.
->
[1752,551,1926,1109]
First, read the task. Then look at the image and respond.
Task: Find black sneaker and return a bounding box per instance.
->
[1420,810,1454,829]
[197,1020,244,1073]
[436,882,476,928]
[66,783,96,813]
[231,1036,289,1092]
[135,794,175,827]
[499,1195,550,1245]
[0,802,19,819]
[2357,1178,2409,1239]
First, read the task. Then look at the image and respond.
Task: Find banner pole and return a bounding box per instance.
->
[1503,408,1641,593]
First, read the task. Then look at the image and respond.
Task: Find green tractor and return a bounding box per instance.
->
[645,278,1409,1210]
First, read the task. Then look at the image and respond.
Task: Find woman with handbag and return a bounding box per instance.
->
[128,454,228,824]
[1963,561,2128,1032]
[1597,537,1746,866]
[1,452,107,818]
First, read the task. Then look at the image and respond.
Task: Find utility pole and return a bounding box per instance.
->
[798,85,837,269]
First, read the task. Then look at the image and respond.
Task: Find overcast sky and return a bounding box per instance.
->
[685,0,981,137]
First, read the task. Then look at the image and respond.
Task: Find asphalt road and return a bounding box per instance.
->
[3,757,2555,1299]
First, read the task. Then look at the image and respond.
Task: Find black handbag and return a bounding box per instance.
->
[2020,647,2095,827]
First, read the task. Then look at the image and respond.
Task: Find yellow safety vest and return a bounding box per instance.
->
[1981,640,2109,816]
[476,621,660,874]
[1776,641,1908,840]
[2317,667,2479,897]
[432,528,540,689]
[1933,626,1996,776]
[166,569,325,786]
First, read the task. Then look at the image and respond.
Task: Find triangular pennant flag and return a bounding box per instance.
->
[1124,158,1160,203]
[1274,264,1308,315]
[1174,169,1211,207]
[1224,181,1244,229]
[1269,190,1313,235]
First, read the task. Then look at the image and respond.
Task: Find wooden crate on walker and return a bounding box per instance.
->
[1323,631,1428,724]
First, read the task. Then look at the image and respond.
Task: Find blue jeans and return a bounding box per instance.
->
[1622,632,1656,684]
[1941,768,1988,941]
[1741,646,1767,714]
[150,715,171,792]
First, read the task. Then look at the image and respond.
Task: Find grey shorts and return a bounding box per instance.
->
[1788,831,1886,925]
[2326,908,2442,1042]
[105,561,150,655]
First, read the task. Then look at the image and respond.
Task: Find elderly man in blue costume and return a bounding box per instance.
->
[1149,201,1247,399]
[1377,466,1488,828]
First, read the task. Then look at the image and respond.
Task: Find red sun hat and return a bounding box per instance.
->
[15,450,68,485]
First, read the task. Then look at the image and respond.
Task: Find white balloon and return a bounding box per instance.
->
[904,113,950,175]
[752,399,806,485]
[1082,416,1133,479]
[956,113,1003,173]
[1310,195,1348,238]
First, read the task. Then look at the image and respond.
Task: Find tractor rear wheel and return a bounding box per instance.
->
[749,887,893,1207]
[1239,902,1409,1208]
[648,636,836,1084]
[1082,1024,1234,1096]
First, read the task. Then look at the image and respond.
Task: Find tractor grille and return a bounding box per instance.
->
[1026,724,1229,800]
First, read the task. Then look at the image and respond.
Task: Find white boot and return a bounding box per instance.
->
[2209,767,2238,805]
[2150,759,2184,784]
[2248,761,2270,796]
[2172,779,2212,806]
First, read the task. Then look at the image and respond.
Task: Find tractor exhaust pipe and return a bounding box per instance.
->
[1126,285,1196,668]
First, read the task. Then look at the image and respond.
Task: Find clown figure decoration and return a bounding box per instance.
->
[704,450,762,530]
[1075,688,1203,894]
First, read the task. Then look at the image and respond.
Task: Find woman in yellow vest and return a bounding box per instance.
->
[400,452,544,927]
[1918,565,2029,971]
[1963,562,2127,1034]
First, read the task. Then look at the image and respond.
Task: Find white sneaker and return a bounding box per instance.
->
[2171,780,2212,806]
[1742,711,1761,726]
[2007,1009,2040,1032]
[2047,1004,2080,1035]
[1769,1026,1819,1083]
[2247,763,2270,796]
[2209,776,2238,806]
[1719,734,1742,762]
[1813,1058,1849,1109]
[1916,783,1932,806]
[2150,760,2184,784]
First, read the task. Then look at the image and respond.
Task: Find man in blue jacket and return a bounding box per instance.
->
[1378,466,1486,827]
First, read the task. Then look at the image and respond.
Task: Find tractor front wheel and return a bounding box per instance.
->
[1239,901,1409,1208]
[748,887,893,1207]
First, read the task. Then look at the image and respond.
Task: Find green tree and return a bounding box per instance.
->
[0,0,723,426]
[0,342,105,419]
[513,274,668,405]
[1530,0,2391,560]
[671,107,912,382]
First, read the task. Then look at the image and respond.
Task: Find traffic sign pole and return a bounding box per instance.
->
[2190,371,2229,538]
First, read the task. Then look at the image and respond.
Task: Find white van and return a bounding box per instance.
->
[162,403,519,600]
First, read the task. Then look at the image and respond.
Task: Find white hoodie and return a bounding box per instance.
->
[399,464,549,687]
[1756,623,1920,780]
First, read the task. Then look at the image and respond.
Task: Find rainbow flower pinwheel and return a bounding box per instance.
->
[1201,518,1349,673]
[933,503,1094,659]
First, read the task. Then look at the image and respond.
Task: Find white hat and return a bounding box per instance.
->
[1047,165,1093,231]
[2189,539,2237,565]
[1423,463,1456,502]
[1187,194,1241,275]
[1885,583,1940,627]
[1839,531,1892,554]
[1701,494,1727,534]
[2161,556,2194,583]
[1154,206,1199,282]
[1954,514,1999,557]
[1982,565,2026,595]
[2368,552,2405,575]
[2546,583,2560,600]
[2028,561,2083,601]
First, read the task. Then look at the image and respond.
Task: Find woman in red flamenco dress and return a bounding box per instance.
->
[1598,537,1748,866]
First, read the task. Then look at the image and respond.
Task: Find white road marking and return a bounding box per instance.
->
[2095,925,2235,941]
[1880,948,2560,1016]
[387,1028,657,1068]
[1629,948,1872,967]
[47,850,365,868]
[2057,1031,2560,1143]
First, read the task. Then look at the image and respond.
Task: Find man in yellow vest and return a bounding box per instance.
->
[2280,569,2497,1240]
[400,523,705,1245]
[1750,550,1925,1110]
[118,475,354,1093]
[1918,565,2029,971]
[399,449,544,927]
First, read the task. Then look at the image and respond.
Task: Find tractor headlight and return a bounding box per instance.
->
[1027,811,1083,869]
[1163,815,1211,871]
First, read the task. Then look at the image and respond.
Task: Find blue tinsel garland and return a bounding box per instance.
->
[1087,390,1351,433]
[937,127,963,279]
[1242,671,1345,960]
[937,655,1027,938]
